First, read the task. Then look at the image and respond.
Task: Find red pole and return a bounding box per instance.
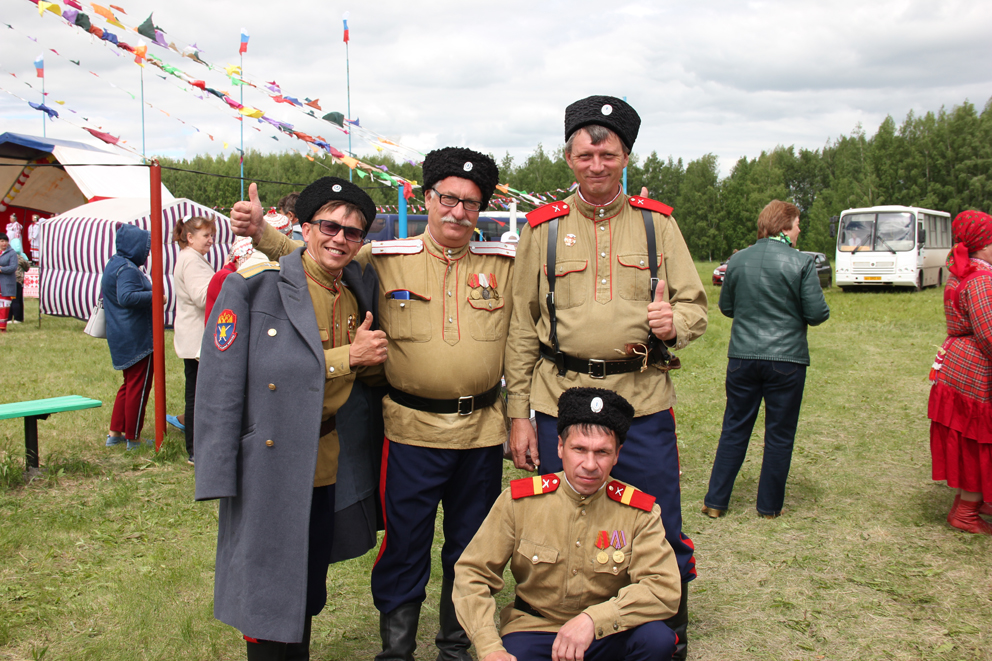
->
[149,161,166,452]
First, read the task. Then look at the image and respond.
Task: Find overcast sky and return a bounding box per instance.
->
[2,0,991,180]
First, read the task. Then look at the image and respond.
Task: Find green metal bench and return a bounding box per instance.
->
[0,396,103,470]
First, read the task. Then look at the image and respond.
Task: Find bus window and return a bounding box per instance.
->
[839,214,874,252]
[874,212,915,251]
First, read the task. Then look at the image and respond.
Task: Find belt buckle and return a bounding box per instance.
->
[457,395,475,416]
[588,359,606,379]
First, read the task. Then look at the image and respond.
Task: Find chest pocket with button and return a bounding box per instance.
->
[466,293,506,342]
[592,545,632,580]
[617,253,654,301]
[542,260,587,310]
[517,539,559,567]
[381,291,432,342]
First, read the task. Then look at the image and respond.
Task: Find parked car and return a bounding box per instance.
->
[714,252,831,288]
[801,251,832,288]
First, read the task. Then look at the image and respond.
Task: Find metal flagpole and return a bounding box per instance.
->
[344,12,352,182]
[240,51,245,199]
[42,76,46,138]
[141,68,146,161]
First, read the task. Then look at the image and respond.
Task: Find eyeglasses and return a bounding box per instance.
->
[431,188,482,212]
[309,220,365,243]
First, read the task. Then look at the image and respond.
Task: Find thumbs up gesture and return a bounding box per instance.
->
[647,279,676,341]
[230,182,266,242]
[348,312,388,367]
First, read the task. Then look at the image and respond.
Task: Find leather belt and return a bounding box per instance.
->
[387,383,501,416]
[319,416,337,437]
[513,596,545,619]
[539,343,643,379]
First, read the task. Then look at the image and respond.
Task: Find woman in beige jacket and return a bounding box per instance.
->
[173,216,216,465]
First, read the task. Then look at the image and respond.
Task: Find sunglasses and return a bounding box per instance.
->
[308,219,365,243]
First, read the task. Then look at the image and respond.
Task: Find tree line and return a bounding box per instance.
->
[160,96,992,259]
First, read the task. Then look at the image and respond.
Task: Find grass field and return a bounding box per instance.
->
[1,264,990,661]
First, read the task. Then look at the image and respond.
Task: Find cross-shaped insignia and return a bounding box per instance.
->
[552,204,561,213]
[542,478,551,489]
[615,486,624,498]
[631,197,643,205]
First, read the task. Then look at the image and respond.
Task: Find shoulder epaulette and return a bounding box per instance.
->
[527,201,572,228]
[510,474,561,499]
[606,480,656,512]
[237,262,280,279]
[370,239,424,255]
[628,196,673,217]
[469,241,516,257]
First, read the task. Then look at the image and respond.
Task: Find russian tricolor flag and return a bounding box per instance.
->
[239,28,249,54]
[343,12,350,43]
[34,54,44,78]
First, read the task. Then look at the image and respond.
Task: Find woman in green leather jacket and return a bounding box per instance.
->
[702,200,830,518]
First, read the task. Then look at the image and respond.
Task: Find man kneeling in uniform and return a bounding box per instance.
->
[453,388,680,661]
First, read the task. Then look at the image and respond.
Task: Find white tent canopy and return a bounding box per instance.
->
[40,197,233,324]
[0,132,173,215]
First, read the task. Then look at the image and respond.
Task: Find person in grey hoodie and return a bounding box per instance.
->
[101,224,155,450]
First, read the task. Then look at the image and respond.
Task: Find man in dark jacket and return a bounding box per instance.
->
[195,177,387,660]
[101,224,154,448]
[702,200,830,518]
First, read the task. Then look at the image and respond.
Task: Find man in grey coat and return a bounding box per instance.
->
[195,177,388,660]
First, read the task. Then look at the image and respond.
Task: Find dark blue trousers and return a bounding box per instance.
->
[704,358,807,516]
[371,439,503,614]
[503,621,676,661]
[537,409,696,582]
[306,485,336,617]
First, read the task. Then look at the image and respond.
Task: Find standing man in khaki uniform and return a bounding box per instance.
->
[504,95,707,659]
[454,387,680,661]
[231,148,513,661]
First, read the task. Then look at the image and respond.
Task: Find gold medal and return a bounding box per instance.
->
[613,550,625,564]
[596,551,609,564]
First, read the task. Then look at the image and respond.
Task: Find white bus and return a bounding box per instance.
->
[831,205,951,290]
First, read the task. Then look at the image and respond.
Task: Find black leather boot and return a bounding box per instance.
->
[245,638,287,661]
[285,617,312,661]
[664,581,689,661]
[435,577,472,661]
[375,602,421,661]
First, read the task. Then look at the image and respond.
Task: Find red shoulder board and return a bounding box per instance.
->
[511,474,561,499]
[629,196,673,217]
[606,480,656,512]
[527,201,572,228]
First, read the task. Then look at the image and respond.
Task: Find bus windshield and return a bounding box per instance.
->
[838,212,916,252]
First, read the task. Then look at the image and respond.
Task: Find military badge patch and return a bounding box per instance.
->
[564,233,577,247]
[214,309,238,351]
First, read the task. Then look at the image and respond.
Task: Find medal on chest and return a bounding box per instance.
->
[468,272,499,300]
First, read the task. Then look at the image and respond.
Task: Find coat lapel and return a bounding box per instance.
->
[278,248,324,367]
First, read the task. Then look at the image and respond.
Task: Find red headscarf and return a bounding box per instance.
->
[949,210,992,278]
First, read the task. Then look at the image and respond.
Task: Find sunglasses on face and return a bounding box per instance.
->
[309,219,365,243]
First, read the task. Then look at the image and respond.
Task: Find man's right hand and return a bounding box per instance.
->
[230,182,265,242]
[483,652,517,661]
[510,417,540,471]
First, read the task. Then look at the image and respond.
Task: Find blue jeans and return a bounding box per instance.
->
[704,359,807,516]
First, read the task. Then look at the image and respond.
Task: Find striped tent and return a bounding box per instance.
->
[39,198,233,324]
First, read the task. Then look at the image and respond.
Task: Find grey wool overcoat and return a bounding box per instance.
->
[194,247,383,643]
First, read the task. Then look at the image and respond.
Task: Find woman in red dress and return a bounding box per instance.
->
[929,210,992,534]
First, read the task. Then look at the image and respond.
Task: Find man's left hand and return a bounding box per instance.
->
[551,613,595,661]
[647,278,676,341]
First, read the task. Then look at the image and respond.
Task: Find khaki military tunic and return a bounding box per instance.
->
[504,192,708,418]
[301,250,359,486]
[256,224,514,449]
[452,473,680,659]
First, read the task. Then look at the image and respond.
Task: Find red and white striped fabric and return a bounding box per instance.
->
[39,198,234,325]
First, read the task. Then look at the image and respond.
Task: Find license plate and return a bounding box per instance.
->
[864,276,881,281]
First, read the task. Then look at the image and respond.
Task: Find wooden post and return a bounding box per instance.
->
[149,161,166,452]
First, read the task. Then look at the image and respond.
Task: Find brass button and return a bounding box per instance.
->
[268,383,276,390]
[601,279,607,284]
[601,252,606,258]
[571,568,578,575]
[329,366,335,373]
[265,440,274,447]
[598,628,604,637]
[613,622,619,631]
[581,509,586,516]
[400,302,406,308]
[447,291,452,297]
[575,540,581,547]
[612,566,618,574]
[531,555,539,563]
[448,317,453,323]
[267,328,277,337]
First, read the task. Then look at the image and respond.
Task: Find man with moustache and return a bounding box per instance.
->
[231,148,514,661]
[504,96,707,660]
